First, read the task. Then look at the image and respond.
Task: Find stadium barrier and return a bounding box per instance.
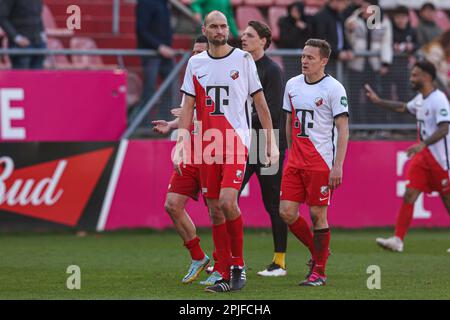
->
[0,70,127,141]
[2,140,450,231]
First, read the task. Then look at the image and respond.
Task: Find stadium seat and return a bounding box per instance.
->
[231,0,244,6]
[42,5,74,37]
[268,6,287,40]
[436,10,450,31]
[127,72,143,107]
[409,9,419,28]
[243,0,274,6]
[70,37,105,69]
[44,38,72,69]
[236,6,267,31]
[274,0,295,6]
[268,42,284,71]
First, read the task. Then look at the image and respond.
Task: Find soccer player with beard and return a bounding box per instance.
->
[175,11,279,293]
[366,60,450,253]
[279,39,350,287]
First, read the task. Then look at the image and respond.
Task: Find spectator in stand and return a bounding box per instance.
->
[390,5,419,102]
[191,0,239,39]
[311,0,354,76]
[421,30,450,94]
[135,0,175,121]
[0,0,46,69]
[417,2,442,47]
[345,0,393,124]
[277,1,311,80]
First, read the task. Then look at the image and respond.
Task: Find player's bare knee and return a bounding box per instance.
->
[403,188,420,204]
[279,207,295,224]
[218,198,237,215]
[164,199,182,218]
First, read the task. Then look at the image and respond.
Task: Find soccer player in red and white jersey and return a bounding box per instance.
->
[366,60,450,253]
[279,39,350,287]
[175,11,279,292]
[152,36,214,285]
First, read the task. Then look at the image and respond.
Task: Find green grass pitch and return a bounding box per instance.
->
[1,229,449,299]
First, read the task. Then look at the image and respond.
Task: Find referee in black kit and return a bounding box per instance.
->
[241,20,288,276]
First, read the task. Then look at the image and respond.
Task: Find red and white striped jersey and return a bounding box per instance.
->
[283,74,349,171]
[407,89,450,170]
[181,48,262,156]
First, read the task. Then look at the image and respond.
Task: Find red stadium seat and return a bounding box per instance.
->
[127,72,143,107]
[409,9,419,28]
[236,6,267,31]
[70,37,105,68]
[42,5,74,37]
[44,37,72,69]
[436,10,450,31]
[243,0,273,6]
[274,0,296,6]
[268,6,288,40]
[231,0,244,6]
[267,42,284,71]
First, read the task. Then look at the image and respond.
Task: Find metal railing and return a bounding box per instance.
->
[1,47,446,134]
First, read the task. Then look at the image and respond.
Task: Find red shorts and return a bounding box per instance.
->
[407,148,450,194]
[280,165,331,206]
[199,156,247,199]
[168,163,201,201]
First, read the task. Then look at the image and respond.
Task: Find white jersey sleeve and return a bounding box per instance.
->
[432,91,450,124]
[244,52,263,96]
[282,79,293,113]
[180,59,195,97]
[406,94,420,115]
[329,81,349,117]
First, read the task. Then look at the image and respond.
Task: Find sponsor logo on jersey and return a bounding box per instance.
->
[340,96,348,108]
[315,97,324,107]
[230,70,239,80]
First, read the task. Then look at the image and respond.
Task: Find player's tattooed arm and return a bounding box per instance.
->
[364,84,407,113]
[406,122,450,157]
[329,115,349,190]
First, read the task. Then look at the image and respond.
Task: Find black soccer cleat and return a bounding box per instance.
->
[230,265,246,291]
[204,280,231,293]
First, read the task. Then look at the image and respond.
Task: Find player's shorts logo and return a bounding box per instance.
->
[320,186,329,196]
[315,97,324,107]
[442,179,448,187]
[202,187,208,194]
[230,70,239,80]
[236,170,243,179]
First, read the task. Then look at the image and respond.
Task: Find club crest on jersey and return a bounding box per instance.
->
[320,186,329,196]
[315,97,324,107]
[230,70,239,80]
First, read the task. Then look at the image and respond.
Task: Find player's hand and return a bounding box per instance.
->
[329,164,343,190]
[172,142,184,175]
[170,108,183,118]
[406,142,426,158]
[365,84,381,105]
[265,143,280,167]
[152,120,171,135]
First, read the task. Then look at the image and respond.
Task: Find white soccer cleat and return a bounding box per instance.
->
[257,263,287,277]
[376,236,404,252]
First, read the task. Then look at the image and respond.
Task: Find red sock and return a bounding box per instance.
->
[395,202,414,240]
[212,249,218,263]
[289,216,314,255]
[184,236,205,261]
[312,228,330,277]
[226,215,244,267]
[212,223,231,280]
